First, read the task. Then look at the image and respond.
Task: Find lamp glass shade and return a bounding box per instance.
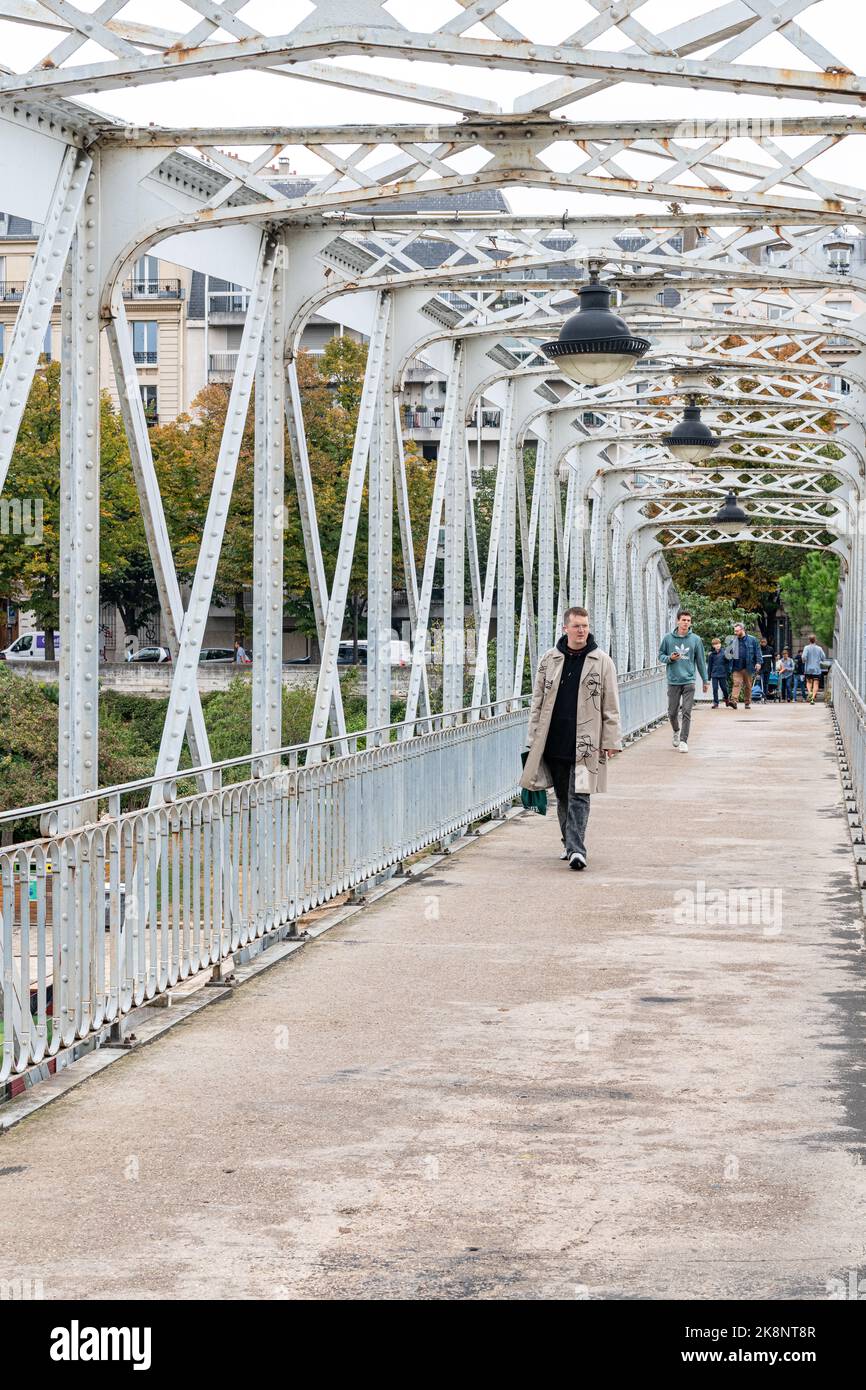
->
[555,351,641,386]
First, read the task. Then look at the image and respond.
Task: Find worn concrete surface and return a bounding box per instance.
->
[1,702,866,1301]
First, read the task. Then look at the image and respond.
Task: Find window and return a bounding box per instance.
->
[839,377,851,394]
[712,302,730,316]
[140,384,158,424]
[0,322,4,360]
[132,320,158,364]
[132,254,159,295]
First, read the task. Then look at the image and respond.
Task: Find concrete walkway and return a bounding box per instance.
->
[2,702,866,1301]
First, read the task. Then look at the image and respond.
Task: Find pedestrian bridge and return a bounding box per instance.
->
[2,0,866,1301]
[1,693,865,1300]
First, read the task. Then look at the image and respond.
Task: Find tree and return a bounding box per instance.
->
[665,542,801,637]
[0,363,157,658]
[674,591,758,645]
[779,552,840,647]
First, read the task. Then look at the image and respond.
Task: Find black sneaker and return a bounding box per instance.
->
[569,852,586,871]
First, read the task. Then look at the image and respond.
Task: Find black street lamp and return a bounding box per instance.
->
[541,263,651,386]
[662,395,722,462]
[713,490,749,535]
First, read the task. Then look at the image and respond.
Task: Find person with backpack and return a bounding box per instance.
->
[658,609,709,752]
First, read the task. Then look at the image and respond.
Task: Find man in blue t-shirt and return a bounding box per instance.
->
[658,609,709,753]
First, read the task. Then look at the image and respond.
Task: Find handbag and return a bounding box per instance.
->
[519,749,548,815]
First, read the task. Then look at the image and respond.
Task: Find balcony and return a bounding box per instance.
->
[208,293,250,320]
[209,351,239,380]
[401,406,444,432]
[133,350,158,365]
[122,278,183,299]
[400,406,502,433]
[0,281,59,302]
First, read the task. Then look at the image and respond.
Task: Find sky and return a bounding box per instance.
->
[1,0,865,219]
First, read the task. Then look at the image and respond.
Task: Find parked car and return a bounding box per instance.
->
[125,645,171,664]
[1,631,61,661]
[338,640,368,665]
[199,648,237,665]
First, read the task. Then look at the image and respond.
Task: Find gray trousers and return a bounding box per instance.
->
[667,683,695,740]
[547,757,591,858]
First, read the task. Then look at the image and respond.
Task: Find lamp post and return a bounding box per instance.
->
[541,261,651,386]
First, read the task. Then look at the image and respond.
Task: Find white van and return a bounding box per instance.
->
[1,631,61,661]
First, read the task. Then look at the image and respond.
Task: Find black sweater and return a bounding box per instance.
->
[544,633,597,761]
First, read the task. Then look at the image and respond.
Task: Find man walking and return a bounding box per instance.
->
[658,609,709,752]
[725,622,762,709]
[520,606,622,871]
[802,634,825,704]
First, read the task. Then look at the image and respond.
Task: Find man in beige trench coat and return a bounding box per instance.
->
[519,606,622,870]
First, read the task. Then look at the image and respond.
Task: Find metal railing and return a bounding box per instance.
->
[0,699,528,1082]
[209,351,239,375]
[618,665,668,740]
[122,279,182,299]
[829,661,864,814]
[0,667,667,1085]
[0,281,58,301]
[133,350,158,365]
[208,293,250,315]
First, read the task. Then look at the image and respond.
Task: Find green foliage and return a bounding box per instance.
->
[666,543,807,637]
[0,666,59,825]
[674,591,758,645]
[0,363,158,651]
[779,553,840,647]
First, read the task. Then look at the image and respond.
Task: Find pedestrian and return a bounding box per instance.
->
[706,636,733,708]
[802,635,825,704]
[234,638,249,664]
[658,609,709,752]
[793,647,806,702]
[519,606,622,871]
[724,622,762,709]
[776,648,795,702]
[758,635,775,696]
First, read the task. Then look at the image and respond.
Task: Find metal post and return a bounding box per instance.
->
[0,145,90,493]
[106,301,214,788]
[58,164,100,830]
[253,236,287,773]
[285,361,348,748]
[308,290,391,755]
[403,339,463,732]
[367,304,394,738]
[442,342,466,716]
[149,232,278,798]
